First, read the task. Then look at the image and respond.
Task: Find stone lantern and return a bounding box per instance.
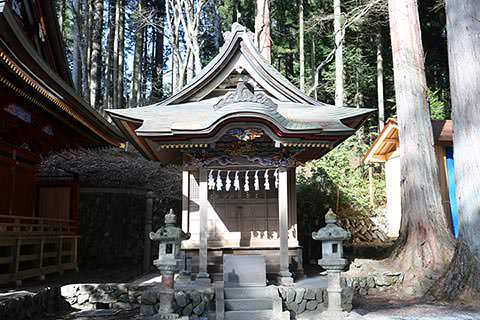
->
[149,209,190,319]
[312,208,351,319]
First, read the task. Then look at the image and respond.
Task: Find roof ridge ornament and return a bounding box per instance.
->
[222,23,255,48]
[214,80,278,111]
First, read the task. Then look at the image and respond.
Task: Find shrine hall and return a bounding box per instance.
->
[107,23,373,285]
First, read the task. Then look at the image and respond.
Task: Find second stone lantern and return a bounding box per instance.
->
[149,209,190,319]
[312,208,351,319]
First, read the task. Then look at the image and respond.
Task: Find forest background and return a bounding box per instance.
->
[55,0,451,243]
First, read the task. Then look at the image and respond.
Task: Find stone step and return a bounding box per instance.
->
[224,287,274,300]
[224,310,274,320]
[225,298,272,311]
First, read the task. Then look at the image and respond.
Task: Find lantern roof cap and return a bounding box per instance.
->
[312,209,351,241]
[149,209,190,243]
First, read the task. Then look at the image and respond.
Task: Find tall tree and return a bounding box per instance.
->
[255,0,271,63]
[82,0,90,98]
[334,0,344,107]
[71,0,82,92]
[377,32,384,132]
[131,0,145,108]
[151,0,165,101]
[438,0,480,299]
[115,0,125,108]
[299,0,305,92]
[89,0,104,109]
[105,0,117,110]
[179,0,206,80]
[388,0,454,294]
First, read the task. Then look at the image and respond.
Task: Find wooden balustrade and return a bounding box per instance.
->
[0,215,79,286]
[0,214,78,236]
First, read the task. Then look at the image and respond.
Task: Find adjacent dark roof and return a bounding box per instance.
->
[0,1,122,147]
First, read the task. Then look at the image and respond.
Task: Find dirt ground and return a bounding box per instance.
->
[349,295,480,320]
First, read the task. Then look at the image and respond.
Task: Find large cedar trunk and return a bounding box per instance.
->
[436,0,480,300]
[387,0,454,295]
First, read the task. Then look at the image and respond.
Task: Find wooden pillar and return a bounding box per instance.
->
[278,167,293,285]
[197,168,210,282]
[143,191,155,272]
[182,170,190,233]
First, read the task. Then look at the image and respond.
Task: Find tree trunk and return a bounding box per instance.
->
[71,0,82,93]
[117,0,125,108]
[255,0,271,63]
[233,0,241,23]
[334,0,344,107]
[377,32,385,132]
[387,0,454,295]
[437,0,480,300]
[89,0,103,109]
[81,0,89,98]
[151,0,165,101]
[299,0,305,92]
[140,26,149,106]
[59,0,66,38]
[113,0,121,108]
[105,0,116,110]
[311,37,317,99]
[212,0,221,51]
[131,0,144,108]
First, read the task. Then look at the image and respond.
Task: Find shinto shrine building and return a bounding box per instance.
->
[108,24,373,284]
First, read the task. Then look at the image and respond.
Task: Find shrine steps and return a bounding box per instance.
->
[225,298,273,310]
[223,287,288,320]
[224,287,273,299]
[224,310,276,320]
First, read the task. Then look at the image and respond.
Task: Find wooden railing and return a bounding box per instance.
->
[0,215,79,286]
[0,214,78,236]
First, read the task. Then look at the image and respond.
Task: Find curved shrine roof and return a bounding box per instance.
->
[107,23,374,162]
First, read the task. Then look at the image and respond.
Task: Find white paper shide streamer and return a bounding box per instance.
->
[225,171,232,191]
[208,170,215,190]
[244,171,250,192]
[234,171,240,191]
[216,170,223,191]
[254,171,260,191]
[264,169,270,190]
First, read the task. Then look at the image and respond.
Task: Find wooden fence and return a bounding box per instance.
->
[0,215,79,286]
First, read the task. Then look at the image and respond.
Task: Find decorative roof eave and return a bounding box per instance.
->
[0,4,123,147]
[159,23,321,106]
[107,95,374,138]
[107,105,373,163]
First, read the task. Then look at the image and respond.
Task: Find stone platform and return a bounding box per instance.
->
[0,272,355,319]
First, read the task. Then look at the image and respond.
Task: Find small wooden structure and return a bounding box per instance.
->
[0,1,121,285]
[364,119,457,238]
[108,24,373,284]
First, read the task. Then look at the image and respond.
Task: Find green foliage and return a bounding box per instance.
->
[429,89,451,120]
[297,136,386,220]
